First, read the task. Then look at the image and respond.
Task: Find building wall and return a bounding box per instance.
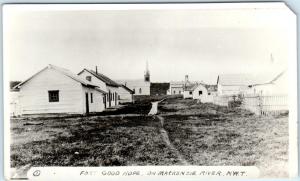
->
[78,70,119,108]
[183,90,193,99]
[150,83,169,95]
[82,87,105,113]
[218,84,248,96]
[126,81,150,95]
[170,87,184,95]
[192,85,213,103]
[106,86,119,107]
[118,87,133,103]
[78,70,107,91]
[18,68,85,114]
[10,91,21,116]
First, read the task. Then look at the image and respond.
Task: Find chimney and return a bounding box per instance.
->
[96,66,98,74]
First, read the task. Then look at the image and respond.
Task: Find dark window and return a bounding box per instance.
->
[199,91,203,95]
[208,93,211,95]
[90,93,93,103]
[173,91,176,94]
[179,91,181,94]
[118,95,120,100]
[112,92,114,101]
[86,76,92,81]
[139,88,142,94]
[48,90,59,102]
[103,96,105,103]
[189,91,192,95]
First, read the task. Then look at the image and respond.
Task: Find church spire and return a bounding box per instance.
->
[144,61,150,82]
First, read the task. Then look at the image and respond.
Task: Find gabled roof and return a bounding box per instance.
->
[15,64,98,89]
[120,85,134,94]
[79,69,119,87]
[217,74,273,86]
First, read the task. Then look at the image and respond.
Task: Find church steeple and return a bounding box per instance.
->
[144,61,150,82]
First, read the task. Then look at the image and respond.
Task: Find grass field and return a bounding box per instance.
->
[10,95,288,178]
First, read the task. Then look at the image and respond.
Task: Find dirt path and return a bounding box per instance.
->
[148,99,189,165]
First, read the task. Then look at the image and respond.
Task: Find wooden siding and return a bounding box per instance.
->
[118,86,133,103]
[19,68,84,114]
[78,70,119,108]
[192,85,213,103]
[82,87,105,113]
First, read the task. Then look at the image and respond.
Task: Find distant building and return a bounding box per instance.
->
[217,73,279,96]
[246,71,288,95]
[118,85,134,103]
[150,83,170,95]
[192,84,217,103]
[117,62,151,95]
[14,65,106,115]
[78,67,120,108]
[183,75,197,99]
[168,81,184,95]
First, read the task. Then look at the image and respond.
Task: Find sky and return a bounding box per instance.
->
[3,3,296,84]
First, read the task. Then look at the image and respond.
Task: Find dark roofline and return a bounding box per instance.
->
[121,85,134,94]
[79,69,119,87]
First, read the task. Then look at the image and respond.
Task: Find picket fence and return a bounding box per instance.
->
[213,94,288,116]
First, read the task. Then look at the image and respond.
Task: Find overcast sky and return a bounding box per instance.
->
[4,3,295,84]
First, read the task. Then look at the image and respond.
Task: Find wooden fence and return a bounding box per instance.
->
[213,94,288,116]
[213,95,233,107]
[242,94,288,116]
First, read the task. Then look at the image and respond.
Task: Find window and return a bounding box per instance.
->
[90,93,93,103]
[112,92,114,101]
[179,91,181,94]
[139,88,142,94]
[189,91,192,95]
[199,91,203,95]
[173,91,176,94]
[48,90,59,102]
[208,93,211,95]
[86,76,92,82]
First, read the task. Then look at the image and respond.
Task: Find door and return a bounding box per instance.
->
[103,95,106,109]
[108,91,111,107]
[85,93,89,114]
[115,92,118,105]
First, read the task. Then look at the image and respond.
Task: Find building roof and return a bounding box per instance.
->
[117,79,150,87]
[204,84,218,92]
[95,87,108,94]
[217,74,274,86]
[120,85,134,94]
[15,65,99,89]
[217,71,286,87]
[79,69,119,87]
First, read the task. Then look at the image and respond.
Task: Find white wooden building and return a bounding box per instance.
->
[117,62,151,96]
[192,84,217,103]
[78,68,120,108]
[118,85,134,103]
[246,71,288,95]
[168,81,184,95]
[14,65,106,115]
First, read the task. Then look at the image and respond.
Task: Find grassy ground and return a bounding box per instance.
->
[10,95,288,178]
[159,97,289,177]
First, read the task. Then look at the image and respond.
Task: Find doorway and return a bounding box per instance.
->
[85,92,89,114]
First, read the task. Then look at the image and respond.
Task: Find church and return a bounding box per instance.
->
[117,62,151,96]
